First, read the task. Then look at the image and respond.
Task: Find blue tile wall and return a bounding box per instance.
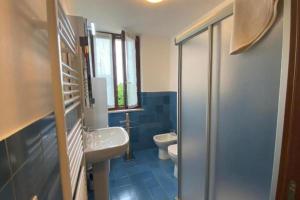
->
[0,114,62,200]
[109,92,177,151]
[169,92,177,131]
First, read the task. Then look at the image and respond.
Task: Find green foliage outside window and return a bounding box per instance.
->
[117,84,124,106]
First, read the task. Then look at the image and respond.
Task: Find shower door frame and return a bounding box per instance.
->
[176,0,291,199]
[178,26,213,200]
[177,2,234,199]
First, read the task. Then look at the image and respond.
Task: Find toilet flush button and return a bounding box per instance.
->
[32,195,38,200]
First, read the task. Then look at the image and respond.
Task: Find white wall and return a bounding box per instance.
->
[169,40,178,92]
[140,35,171,92]
[60,0,75,14]
[0,0,53,140]
[139,34,178,92]
[0,0,74,140]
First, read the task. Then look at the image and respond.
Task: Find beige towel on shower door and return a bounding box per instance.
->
[230,0,279,54]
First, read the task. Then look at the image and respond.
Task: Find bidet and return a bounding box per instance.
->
[153,132,177,159]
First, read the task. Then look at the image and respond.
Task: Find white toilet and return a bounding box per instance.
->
[168,144,178,178]
[153,133,177,160]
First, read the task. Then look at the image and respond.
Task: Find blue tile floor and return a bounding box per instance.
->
[88,148,178,200]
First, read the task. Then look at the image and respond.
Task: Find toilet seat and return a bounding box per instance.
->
[153,133,177,144]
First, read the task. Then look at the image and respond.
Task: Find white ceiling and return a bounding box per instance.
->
[72,0,224,37]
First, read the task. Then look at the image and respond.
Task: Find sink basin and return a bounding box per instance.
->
[83,127,129,200]
[84,127,129,163]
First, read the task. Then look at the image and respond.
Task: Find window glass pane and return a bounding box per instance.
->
[115,39,125,107]
[94,34,115,108]
[125,36,138,107]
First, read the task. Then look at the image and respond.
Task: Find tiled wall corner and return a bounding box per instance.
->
[109,92,177,151]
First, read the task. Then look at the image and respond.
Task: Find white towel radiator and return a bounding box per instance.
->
[47,0,87,199]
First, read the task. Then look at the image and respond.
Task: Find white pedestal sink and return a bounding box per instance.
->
[84,127,129,200]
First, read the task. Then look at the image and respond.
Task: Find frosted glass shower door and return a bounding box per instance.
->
[210,15,283,200]
[180,29,210,200]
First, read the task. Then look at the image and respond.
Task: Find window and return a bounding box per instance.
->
[93,31,141,110]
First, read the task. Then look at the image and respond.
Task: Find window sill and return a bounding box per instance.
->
[108,108,144,114]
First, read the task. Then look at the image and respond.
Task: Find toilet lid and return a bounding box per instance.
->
[168,144,177,157]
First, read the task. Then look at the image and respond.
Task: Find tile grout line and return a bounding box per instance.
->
[140,149,176,200]
[150,149,178,199]
[0,140,34,197]
[150,163,176,199]
[3,140,17,200]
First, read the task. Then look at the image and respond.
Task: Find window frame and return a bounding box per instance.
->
[92,31,141,111]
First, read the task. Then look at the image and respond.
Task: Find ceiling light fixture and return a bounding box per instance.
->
[147,0,163,3]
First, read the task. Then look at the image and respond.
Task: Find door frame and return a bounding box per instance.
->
[276,0,300,199]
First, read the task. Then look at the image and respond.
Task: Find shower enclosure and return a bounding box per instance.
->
[177,1,288,199]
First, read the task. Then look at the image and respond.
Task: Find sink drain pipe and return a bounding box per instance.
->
[124,112,135,161]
